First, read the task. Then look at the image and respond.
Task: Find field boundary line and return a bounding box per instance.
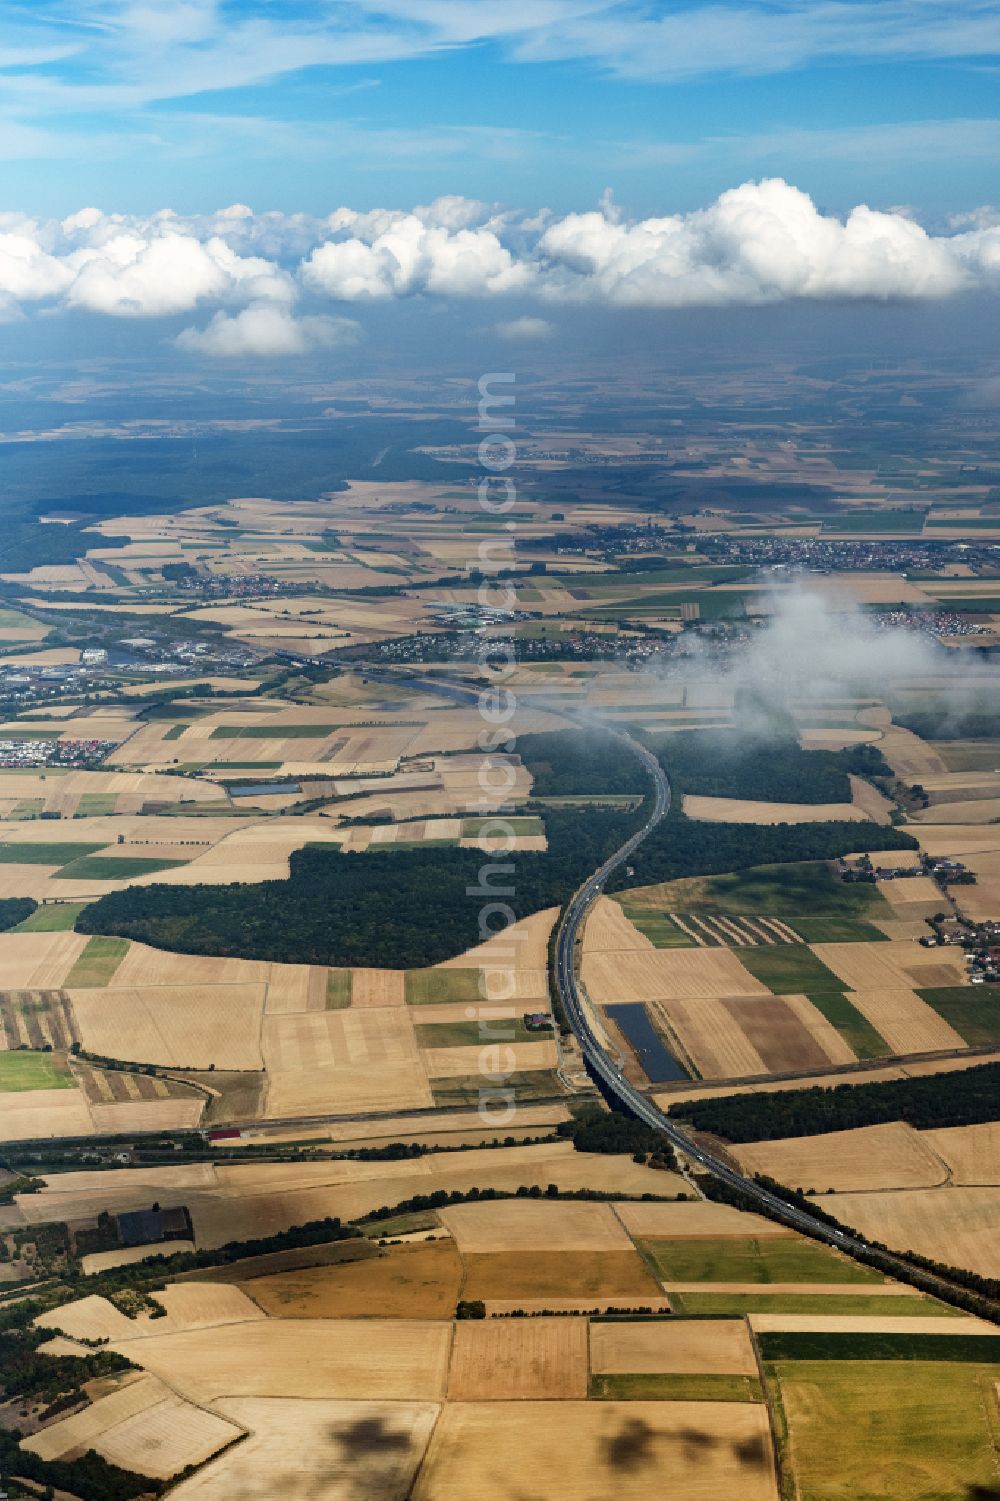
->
[749,1319,791,1501]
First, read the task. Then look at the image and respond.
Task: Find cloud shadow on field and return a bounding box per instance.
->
[333,1413,412,1459]
[603,1416,659,1471]
[733,1432,769,1468]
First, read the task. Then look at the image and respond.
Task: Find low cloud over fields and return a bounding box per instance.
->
[658,586,954,726]
[2,181,999,354]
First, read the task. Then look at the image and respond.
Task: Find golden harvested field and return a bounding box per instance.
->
[149,1282,266,1331]
[243,1240,463,1320]
[87,1097,205,1136]
[461,1250,662,1303]
[81,1241,197,1275]
[0,1086,94,1142]
[829,1187,1000,1279]
[441,1199,633,1252]
[650,995,768,1078]
[351,969,406,1007]
[23,1373,242,1478]
[170,1397,438,1501]
[723,995,852,1076]
[583,947,769,1003]
[876,876,945,911]
[37,1294,154,1345]
[615,1201,792,1240]
[111,942,268,987]
[590,1318,757,1376]
[24,1373,165,1458]
[110,1319,453,1402]
[448,1317,588,1399]
[436,907,558,972]
[584,896,654,952]
[268,1102,571,1146]
[682,795,868,824]
[261,1006,431,1117]
[0,932,87,988]
[782,994,858,1066]
[880,726,947,778]
[421,1039,558,1078]
[264,964,328,1015]
[70,984,266,1069]
[414,1401,779,1501]
[843,988,967,1055]
[922,1121,1000,1184]
[809,940,967,992]
[732,1122,948,1193]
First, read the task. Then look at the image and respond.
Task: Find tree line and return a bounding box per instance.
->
[672,1060,1000,1142]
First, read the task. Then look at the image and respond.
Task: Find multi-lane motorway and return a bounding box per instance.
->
[386,669,993,1306]
[552,722,879,1252]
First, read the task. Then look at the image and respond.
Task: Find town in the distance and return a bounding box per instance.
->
[0,348,998,1500]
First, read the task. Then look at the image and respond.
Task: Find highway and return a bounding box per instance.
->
[375,669,995,1307]
[552,721,883,1254]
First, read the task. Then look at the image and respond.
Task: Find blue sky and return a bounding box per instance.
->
[1,0,999,218]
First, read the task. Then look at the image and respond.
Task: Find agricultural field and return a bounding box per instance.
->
[447,1318,589,1398]
[6,413,1000,1501]
[413,1401,779,1501]
[638,1236,886,1286]
[243,1239,464,1320]
[770,1356,1000,1501]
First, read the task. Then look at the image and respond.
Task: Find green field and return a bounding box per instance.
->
[735,944,848,995]
[0,842,103,865]
[0,1051,73,1092]
[669,1291,959,1317]
[762,1331,1000,1362]
[822,509,928,532]
[74,793,121,816]
[326,969,353,1009]
[917,986,1000,1047]
[771,1357,1000,1500]
[0,607,43,630]
[406,969,484,1005]
[414,1018,542,1048]
[640,1236,884,1285]
[619,908,695,948]
[590,1372,763,1402]
[372,838,456,852]
[462,816,543,837]
[786,917,889,943]
[804,990,890,1059]
[210,724,337,739]
[13,902,85,933]
[625,861,890,921]
[926,514,1000,528]
[64,936,129,988]
[163,723,190,740]
[214,761,283,769]
[53,856,189,881]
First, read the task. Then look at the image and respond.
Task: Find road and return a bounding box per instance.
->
[368,670,996,1308]
[549,723,879,1251]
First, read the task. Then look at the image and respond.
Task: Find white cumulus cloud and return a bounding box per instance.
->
[0,182,994,351]
[535,178,976,306]
[301,213,529,300]
[493,315,554,340]
[176,304,362,358]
